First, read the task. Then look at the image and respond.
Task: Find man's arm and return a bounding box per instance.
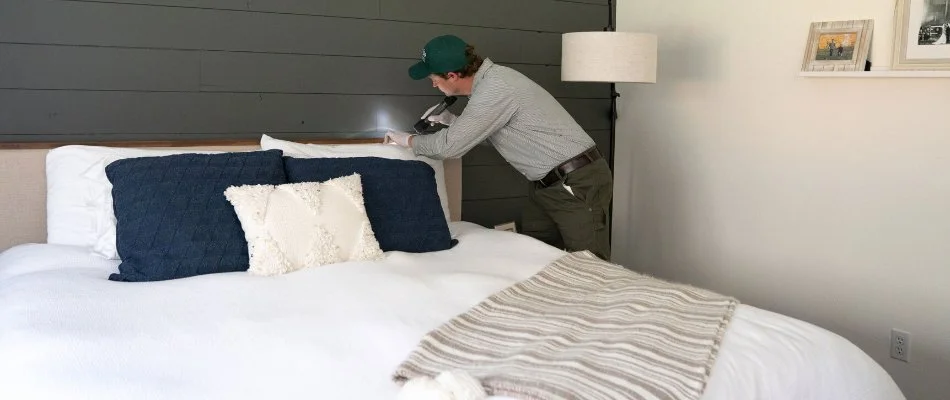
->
[409,136,492,148]
[411,81,517,159]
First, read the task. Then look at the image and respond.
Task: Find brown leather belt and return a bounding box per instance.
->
[536,147,602,187]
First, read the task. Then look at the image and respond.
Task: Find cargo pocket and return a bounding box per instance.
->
[592,207,607,230]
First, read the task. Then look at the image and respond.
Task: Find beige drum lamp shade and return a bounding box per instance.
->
[561,32,658,83]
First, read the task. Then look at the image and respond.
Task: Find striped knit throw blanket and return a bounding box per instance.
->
[392,251,739,400]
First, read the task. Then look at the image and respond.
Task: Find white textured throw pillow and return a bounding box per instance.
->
[224,174,384,276]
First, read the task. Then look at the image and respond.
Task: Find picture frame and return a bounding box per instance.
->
[892,0,950,70]
[801,19,874,72]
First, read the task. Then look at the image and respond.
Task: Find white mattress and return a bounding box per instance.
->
[0,222,904,400]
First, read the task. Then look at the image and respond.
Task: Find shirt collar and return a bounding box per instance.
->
[471,58,494,92]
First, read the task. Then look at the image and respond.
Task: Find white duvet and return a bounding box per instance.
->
[0,222,904,400]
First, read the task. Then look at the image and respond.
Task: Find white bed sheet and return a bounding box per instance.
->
[0,222,904,400]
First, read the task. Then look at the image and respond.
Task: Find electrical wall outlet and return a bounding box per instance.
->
[494,221,517,233]
[890,329,911,362]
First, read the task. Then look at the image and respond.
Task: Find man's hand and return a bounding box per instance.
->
[427,110,457,126]
[384,130,414,147]
[421,104,457,126]
[421,104,440,119]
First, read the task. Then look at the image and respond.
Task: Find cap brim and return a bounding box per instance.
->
[408,61,431,80]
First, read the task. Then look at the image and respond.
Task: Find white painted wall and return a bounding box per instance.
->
[614,1,950,399]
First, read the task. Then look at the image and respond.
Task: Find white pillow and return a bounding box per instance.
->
[45,145,223,259]
[260,134,451,223]
[223,174,384,276]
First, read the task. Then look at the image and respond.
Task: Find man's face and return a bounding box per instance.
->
[429,73,460,96]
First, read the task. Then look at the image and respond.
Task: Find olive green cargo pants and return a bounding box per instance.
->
[521,158,613,260]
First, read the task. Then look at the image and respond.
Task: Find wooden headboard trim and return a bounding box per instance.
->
[0,138,383,150]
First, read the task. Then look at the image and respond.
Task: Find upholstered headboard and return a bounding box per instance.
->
[0,140,462,251]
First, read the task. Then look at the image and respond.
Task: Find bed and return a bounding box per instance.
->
[0,136,904,400]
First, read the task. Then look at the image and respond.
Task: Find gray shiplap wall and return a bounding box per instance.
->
[0,0,611,230]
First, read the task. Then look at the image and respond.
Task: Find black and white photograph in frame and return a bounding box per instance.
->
[893,0,950,69]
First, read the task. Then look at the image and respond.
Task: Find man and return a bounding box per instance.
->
[384,35,613,260]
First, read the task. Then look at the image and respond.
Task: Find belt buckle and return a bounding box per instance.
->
[540,152,590,188]
[537,170,560,188]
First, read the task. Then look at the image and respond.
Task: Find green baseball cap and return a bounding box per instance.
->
[408,35,468,80]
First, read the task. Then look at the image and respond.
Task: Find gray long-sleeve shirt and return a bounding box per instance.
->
[411,59,596,181]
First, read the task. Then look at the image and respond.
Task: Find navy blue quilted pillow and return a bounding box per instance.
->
[106,150,287,282]
[283,157,453,253]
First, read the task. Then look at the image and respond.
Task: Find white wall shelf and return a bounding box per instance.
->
[799,70,950,78]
